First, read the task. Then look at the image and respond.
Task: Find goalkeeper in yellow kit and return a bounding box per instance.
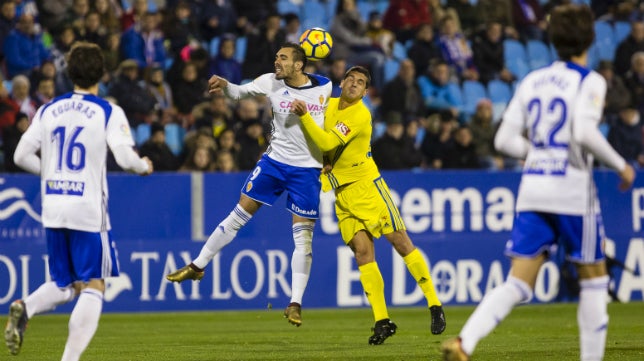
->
[290,66,446,345]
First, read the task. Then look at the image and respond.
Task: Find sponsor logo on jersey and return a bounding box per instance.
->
[279,100,324,113]
[45,180,85,196]
[283,90,290,96]
[335,122,351,136]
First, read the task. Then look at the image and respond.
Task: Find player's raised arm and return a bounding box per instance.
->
[210,74,270,101]
[290,99,342,151]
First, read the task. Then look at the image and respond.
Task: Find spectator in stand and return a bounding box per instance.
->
[614,21,644,77]
[163,1,202,59]
[242,13,285,79]
[10,75,37,120]
[210,34,243,86]
[199,0,239,41]
[107,59,157,127]
[233,98,267,170]
[447,0,481,38]
[366,11,396,58]
[372,111,423,169]
[472,21,516,84]
[326,58,347,97]
[170,61,209,127]
[98,32,119,76]
[379,59,425,123]
[330,0,387,91]
[36,0,73,32]
[421,110,457,169]
[143,64,174,112]
[138,122,180,171]
[417,59,463,120]
[93,0,121,34]
[2,112,29,172]
[180,127,218,164]
[120,10,166,69]
[231,0,277,35]
[32,77,55,107]
[0,76,20,133]
[597,60,632,119]
[438,15,479,81]
[50,25,77,75]
[510,0,547,42]
[179,144,217,172]
[215,149,238,173]
[443,124,479,169]
[3,13,50,78]
[607,108,644,169]
[64,0,90,36]
[407,23,444,78]
[121,0,147,31]
[382,0,432,44]
[216,127,239,161]
[283,12,301,44]
[477,0,520,39]
[624,51,644,117]
[79,11,108,48]
[0,0,17,64]
[166,46,211,87]
[192,94,234,138]
[469,98,503,170]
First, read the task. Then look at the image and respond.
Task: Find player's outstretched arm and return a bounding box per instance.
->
[290,99,342,151]
[112,145,153,175]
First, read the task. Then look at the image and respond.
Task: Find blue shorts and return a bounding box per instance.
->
[504,211,606,264]
[46,228,120,287]
[241,155,322,219]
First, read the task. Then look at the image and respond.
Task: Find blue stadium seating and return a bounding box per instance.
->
[614,21,631,44]
[164,123,185,156]
[526,40,552,70]
[446,82,465,113]
[302,1,329,29]
[392,41,407,61]
[503,39,530,80]
[594,21,616,61]
[277,0,301,16]
[209,36,220,57]
[384,58,400,82]
[461,80,488,116]
[487,80,512,122]
[235,37,247,63]
[135,123,151,146]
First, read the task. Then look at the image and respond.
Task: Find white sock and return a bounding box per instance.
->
[578,275,609,361]
[289,222,314,305]
[193,204,252,269]
[24,281,75,318]
[460,276,532,355]
[61,288,103,361]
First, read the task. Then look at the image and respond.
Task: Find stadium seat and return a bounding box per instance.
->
[3,80,12,93]
[503,39,529,80]
[277,0,302,16]
[164,123,185,156]
[526,40,552,70]
[614,21,631,44]
[461,80,488,116]
[135,123,151,146]
[356,1,374,21]
[446,82,465,112]
[599,122,610,138]
[302,1,329,29]
[594,21,616,61]
[235,37,247,63]
[487,80,512,122]
[209,37,220,57]
[383,58,400,82]
[587,43,600,70]
[391,41,407,61]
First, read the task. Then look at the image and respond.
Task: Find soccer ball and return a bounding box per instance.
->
[299,28,333,61]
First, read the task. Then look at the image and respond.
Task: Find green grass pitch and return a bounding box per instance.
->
[7,302,644,360]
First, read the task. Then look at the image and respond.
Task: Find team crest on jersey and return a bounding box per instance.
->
[246,181,253,192]
[335,122,351,136]
[319,95,324,104]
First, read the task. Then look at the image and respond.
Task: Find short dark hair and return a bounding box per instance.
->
[66,42,105,89]
[281,42,307,70]
[343,66,371,89]
[549,4,594,61]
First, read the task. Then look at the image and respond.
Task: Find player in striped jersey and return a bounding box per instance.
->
[6,42,153,360]
[166,43,332,327]
[442,5,635,361]
[290,66,445,345]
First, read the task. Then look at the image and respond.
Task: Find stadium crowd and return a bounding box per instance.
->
[0,0,643,174]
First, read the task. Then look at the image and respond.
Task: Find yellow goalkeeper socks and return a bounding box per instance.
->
[359,262,389,322]
[404,248,441,307]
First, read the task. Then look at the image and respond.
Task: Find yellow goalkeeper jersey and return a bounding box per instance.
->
[300,97,380,192]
